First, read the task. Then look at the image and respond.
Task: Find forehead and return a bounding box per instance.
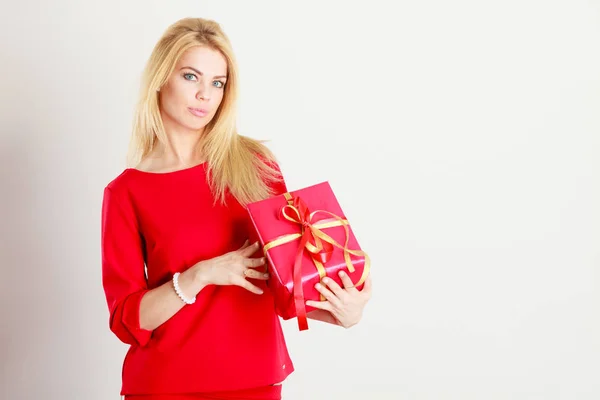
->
[177,46,228,74]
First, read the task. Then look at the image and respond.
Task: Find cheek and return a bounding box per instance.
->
[163,86,192,113]
[211,90,225,113]
[159,96,192,129]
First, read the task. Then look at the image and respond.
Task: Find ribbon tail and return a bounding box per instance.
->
[294,232,310,331]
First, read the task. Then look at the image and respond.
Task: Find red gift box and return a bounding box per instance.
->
[246,181,370,331]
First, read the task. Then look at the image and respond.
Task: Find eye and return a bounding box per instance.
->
[183,73,197,81]
[213,80,225,89]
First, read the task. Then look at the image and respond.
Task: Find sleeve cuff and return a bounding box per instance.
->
[120,289,152,347]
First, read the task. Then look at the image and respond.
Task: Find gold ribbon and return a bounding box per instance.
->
[263,192,371,301]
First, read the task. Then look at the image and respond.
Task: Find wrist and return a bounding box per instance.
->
[192,261,211,287]
[173,272,196,304]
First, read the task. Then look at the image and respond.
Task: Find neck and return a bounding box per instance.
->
[158,114,206,166]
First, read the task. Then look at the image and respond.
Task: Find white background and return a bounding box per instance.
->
[1,1,599,399]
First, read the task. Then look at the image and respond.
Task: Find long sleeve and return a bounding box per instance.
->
[101,186,152,347]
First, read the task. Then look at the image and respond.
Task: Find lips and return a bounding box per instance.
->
[188,107,208,117]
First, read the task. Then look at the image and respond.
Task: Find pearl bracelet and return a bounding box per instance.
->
[172,272,196,305]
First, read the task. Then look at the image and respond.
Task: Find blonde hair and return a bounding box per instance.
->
[127,17,283,206]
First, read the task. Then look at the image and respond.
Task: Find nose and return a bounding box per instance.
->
[196,81,210,101]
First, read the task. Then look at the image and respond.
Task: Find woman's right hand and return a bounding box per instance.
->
[193,240,269,294]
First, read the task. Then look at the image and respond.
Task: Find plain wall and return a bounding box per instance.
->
[0,1,599,399]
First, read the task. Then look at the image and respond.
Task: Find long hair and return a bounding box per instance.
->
[127,17,282,206]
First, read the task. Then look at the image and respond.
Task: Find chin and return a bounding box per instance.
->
[180,119,211,132]
[187,124,208,133]
[190,116,214,129]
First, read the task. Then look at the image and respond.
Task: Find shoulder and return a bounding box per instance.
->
[101,169,145,225]
[104,169,138,199]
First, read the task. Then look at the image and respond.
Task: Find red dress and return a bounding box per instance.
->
[101,162,293,399]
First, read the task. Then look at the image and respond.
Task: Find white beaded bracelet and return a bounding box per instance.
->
[172,272,196,305]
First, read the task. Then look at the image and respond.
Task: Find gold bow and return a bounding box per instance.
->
[264,192,371,301]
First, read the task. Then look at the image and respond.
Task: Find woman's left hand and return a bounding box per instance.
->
[306,270,372,329]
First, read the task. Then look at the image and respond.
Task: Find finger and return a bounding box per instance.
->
[338,270,358,292]
[234,277,264,295]
[305,299,333,312]
[243,268,270,280]
[239,241,261,257]
[243,256,267,268]
[238,239,250,250]
[362,275,372,298]
[321,276,346,299]
[315,282,343,309]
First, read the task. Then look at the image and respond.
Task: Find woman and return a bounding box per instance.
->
[101,17,372,400]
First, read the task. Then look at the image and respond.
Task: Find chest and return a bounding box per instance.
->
[135,181,250,279]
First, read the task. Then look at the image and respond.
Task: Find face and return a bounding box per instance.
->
[158,46,228,133]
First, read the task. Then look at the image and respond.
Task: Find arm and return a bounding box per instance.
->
[101,186,154,346]
[139,245,266,331]
[138,267,207,331]
[102,187,266,345]
[102,188,206,346]
[101,187,209,345]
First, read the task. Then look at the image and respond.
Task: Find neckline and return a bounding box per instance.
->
[126,161,208,176]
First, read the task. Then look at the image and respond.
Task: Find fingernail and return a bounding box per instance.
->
[263,273,269,278]
[339,271,345,277]
[261,257,266,263]
[323,278,330,284]
[315,283,322,289]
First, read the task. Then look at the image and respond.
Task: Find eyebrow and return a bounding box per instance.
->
[181,66,227,80]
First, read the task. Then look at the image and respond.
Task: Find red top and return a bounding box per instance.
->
[101,161,294,396]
